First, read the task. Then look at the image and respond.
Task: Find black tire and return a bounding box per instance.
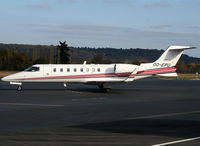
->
[98,84,110,92]
[103,88,110,92]
[17,86,22,91]
[98,84,103,90]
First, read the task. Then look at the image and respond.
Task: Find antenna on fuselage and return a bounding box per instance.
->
[83,61,87,65]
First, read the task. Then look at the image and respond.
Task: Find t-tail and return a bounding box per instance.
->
[137,46,196,78]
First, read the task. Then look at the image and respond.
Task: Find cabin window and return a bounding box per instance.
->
[86,68,89,72]
[53,68,56,72]
[67,68,70,72]
[60,68,63,72]
[80,68,83,72]
[92,68,95,72]
[97,68,100,72]
[25,66,40,72]
[74,68,77,72]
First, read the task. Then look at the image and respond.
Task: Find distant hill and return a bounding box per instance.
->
[0,43,199,64]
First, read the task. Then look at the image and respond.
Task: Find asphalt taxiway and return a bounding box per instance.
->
[0,78,200,145]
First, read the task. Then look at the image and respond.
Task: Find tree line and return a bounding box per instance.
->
[0,41,70,70]
[1,43,200,64]
[0,42,200,73]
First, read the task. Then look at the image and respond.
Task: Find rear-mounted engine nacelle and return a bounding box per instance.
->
[114,64,138,74]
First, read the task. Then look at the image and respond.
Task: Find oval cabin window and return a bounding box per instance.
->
[92,68,95,72]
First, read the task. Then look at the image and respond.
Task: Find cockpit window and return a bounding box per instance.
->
[25,66,40,72]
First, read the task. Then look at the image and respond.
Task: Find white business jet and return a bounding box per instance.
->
[1,46,195,91]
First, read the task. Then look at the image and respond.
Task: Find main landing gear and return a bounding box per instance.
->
[98,83,111,92]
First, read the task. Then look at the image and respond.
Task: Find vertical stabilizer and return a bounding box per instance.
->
[156,46,196,66]
[137,45,196,78]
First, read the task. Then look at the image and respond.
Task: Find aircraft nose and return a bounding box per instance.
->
[1,75,13,82]
[1,76,9,82]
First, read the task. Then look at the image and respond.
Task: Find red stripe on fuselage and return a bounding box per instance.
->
[15,72,132,81]
[129,67,176,78]
[137,67,176,75]
[12,67,176,81]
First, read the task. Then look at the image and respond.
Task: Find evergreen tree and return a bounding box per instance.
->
[56,41,70,64]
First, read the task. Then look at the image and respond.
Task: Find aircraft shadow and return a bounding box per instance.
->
[70,118,200,138]
[69,87,143,94]
[0,87,143,93]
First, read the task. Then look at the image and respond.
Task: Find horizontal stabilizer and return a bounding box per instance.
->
[156,72,178,77]
[167,46,196,50]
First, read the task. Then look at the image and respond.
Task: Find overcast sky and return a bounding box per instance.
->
[0,0,200,57]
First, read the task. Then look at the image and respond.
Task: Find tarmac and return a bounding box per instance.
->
[0,78,200,145]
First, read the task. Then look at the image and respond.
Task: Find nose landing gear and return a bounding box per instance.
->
[17,86,22,91]
[10,82,22,91]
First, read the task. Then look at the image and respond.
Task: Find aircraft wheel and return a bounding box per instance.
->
[98,84,110,92]
[103,88,110,92]
[98,84,103,90]
[17,86,22,91]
